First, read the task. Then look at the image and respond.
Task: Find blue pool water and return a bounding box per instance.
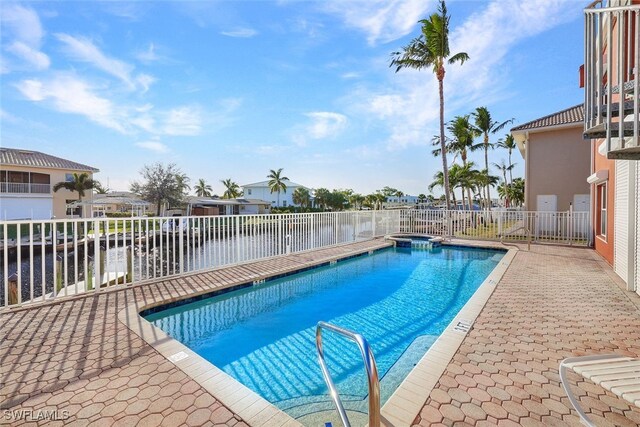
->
[144,245,504,419]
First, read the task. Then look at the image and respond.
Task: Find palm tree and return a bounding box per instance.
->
[508,178,525,207]
[492,160,515,206]
[53,172,97,217]
[93,181,109,194]
[194,178,213,197]
[496,134,517,185]
[220,179,240,199]
[430,167,461,209]
[314,188,331,211]
[390,0,469,210]
[267,168,290,207]
[292,187,310,208]
[349,193,365,210]
[364,194,377,210]
[447,115,480,206]
[417,194,427,203]
[472,107,513,209]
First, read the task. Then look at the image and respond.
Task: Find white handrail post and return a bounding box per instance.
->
[236,216,241,262]
[93,219,100,292]
[372,210,376,237]
[179,220,184,275]
[278,215,283,254]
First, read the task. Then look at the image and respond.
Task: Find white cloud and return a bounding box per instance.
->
[14,75,126,133]
[136,73,156,93]
[305,112,347,139]
[292,111,348,145]
[136,140,169,153]
[6,41,51,70]
[55,33,154,92]
[163,106,202,136]
[322,0,432,45]
[135,43,163,63]
[341,72,360,79]
[221,28,258,38]
[1,4,50,72]
[345,0,579,150]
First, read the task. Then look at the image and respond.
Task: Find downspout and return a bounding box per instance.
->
[589,139,595,247]
[524,131,530,210]
[626,163,637,291]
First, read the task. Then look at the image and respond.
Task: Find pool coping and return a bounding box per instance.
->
[379,238,517,426]
[118,237,517,427]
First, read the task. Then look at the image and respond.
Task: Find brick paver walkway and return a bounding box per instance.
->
[2,241,640,426]
[412,245,640,427]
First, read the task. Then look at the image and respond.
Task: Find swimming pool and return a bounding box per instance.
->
[144,245,504,421]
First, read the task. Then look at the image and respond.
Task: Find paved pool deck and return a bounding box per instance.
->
[1,239,640,426]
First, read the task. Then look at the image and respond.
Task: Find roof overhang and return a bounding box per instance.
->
[587,169,608,184]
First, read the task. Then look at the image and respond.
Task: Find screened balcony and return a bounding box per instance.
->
[0,170,51,194]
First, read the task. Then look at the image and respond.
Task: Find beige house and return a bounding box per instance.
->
[0,148,99,220]
[511,104,591,213]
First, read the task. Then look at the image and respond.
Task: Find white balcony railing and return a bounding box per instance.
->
[584,0,640,159]
[0,182,51,194]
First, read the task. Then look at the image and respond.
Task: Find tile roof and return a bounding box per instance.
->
[241,179,307,188]
[0,148,99,172]
[510,104,584,132]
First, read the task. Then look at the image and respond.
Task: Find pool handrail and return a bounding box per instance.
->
[315,321,381,427]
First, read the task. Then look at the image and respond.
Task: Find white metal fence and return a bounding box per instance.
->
[0,209,591,310]
[0,211,401,309]
[403,209,591,246]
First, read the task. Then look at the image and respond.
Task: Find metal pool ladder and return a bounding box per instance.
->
[315,321,381,427]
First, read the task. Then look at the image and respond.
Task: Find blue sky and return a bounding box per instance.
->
[1,1,585,196]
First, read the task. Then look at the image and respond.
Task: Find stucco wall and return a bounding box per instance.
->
[592,140,615,265]
[243,186,300,207]
[525,126,591,211]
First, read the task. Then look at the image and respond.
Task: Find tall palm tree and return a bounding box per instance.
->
[53,172,97,217]
[194,178,213,197]
[390,0,469,211]
[447,115,480,206]
[496,134,517,185]
[492,160,515,206]
[472,107,513,209]
[267,168,289,207]
[220,179,240,199]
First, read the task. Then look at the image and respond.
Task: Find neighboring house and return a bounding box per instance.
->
[186,197,271,216]
[0,148,99,220]
[583,0,639,294]
[69,192,151,217]
[383,195,419,208]
[511,104,591,213]
[241,180,309,208]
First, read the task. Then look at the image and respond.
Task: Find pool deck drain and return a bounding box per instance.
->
[2,239,640,426]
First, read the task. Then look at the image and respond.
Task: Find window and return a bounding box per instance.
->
[65,173,74,182]
[247,189,252,195]
[597,183,607,238]
[282,201,287,207]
